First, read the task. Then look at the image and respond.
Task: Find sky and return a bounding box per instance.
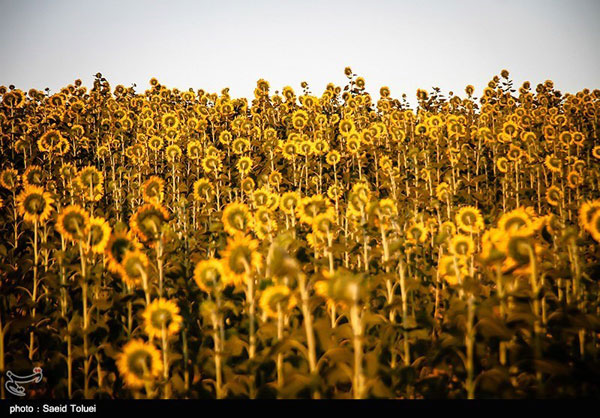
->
[1,0,599,104]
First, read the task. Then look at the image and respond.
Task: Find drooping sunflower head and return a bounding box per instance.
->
[455,206,484,234]
[201,154,223,175]
[221,235,262,286]
[498,207,533,237]
[406,221,429,244]
[259,285,297,318]
[0,168,19,190]
[506,235,534,266]
[280,191,301,215]
[142,176,165,204]
[237,156,254,175]
[545,185,563,207]
[142,298,183,340]
[22,165,45,188]
[194,259,227,293]
[17,185,54,224]
[435,182,451,201]
[297,194,333,225]
[76,166,104,201]
[438,255,467,286]
[105,230,142,275]
[544,154,562,173]
[117,339,163,389]
[192,178,214,202]
[130,203,169,244]
[312,211,336,238]
[449,234,475,256]
[222,202,252,236]
[56,205,89,242]
[87,217,111,254]
[165,144,182,163]
[120,250,150,288]
[579,200,600,233]
[588,211,600,243]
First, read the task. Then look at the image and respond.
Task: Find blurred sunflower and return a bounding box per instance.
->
[259,285,297,318]
[117,339,163,389]
[221,235,262,285]
[142,298,183,340]
[130,203,169,244]
[87,217,111,254]
[222,202,252,236]
[56,205,89,242]
[455,206,484,234]
[194,259,227,293]
[17,185,54,224]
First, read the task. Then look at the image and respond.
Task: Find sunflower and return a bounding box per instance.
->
[406,221,428,244]
[588,211,600,242]
[222,202,252,236]
[297,194,333,225]
[545,185,563,207]
[438,255,467,286]
[142,176,165,204]
[259,285,297,318]
[16,185,54,224]
[496,157,509,174]
[142,298,183,340]
[165,144,182,163]
[455,206,484,234]
[435,182,451,201]
[567,170,582,189]
[579,200,600,232]
[76,166,104,202]
[221,235,262,285]
[130,203,169,244]
[237,156,253,175]
[592,145,600,160]
[279,191,301,215]
[312,211,336,239]
[449,234,475,256]
[498,208,533,236]
[117,339,163,389]
[268,170,282,187]
[147,135,164,151]
[192,178,214,202]
[544,155,561,173]
[56,205,89,242]
[0,168,19,190]
[506,235,534,265]
[22,165,45,187]
[87,217,111,254]
[120,250,150,288]
[201,153,222,173]
[105,230,142,275]
[38,130,64,152]
[194,259,227,293]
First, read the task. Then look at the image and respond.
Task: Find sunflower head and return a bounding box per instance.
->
[259,285,297,318]
[120,250,150,288]
[143,298,183,340]
[221,235,262,286]
[222,202,252,236]
[142,176,165,204]
[0,168,19,190]
[17,186,54,224]
[498,208,533,236]
[87,217,111,254]
[407,221,428,244]
[56,205,89,242]
[105,230,142,275]
[130,203,169,244]
[194,259,227,293]
[456,206,484,234]
[117,339,163,389]
[438,255,467,286]
[449,234,475,256]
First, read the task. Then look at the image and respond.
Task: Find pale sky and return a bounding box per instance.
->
[1,0,599,103]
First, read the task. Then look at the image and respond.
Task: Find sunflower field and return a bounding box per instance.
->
[1,68,600,399]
